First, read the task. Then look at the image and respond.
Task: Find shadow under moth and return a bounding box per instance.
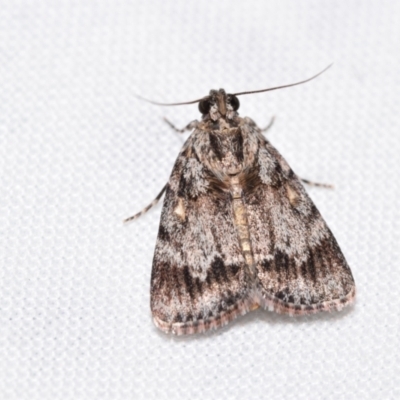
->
[127,65,356,335]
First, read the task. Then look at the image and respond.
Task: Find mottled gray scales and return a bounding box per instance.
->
[149,87,355,335]
[151,148,254,334]
[245,145,355,313]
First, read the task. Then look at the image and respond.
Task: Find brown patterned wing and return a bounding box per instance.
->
[246,140,356,315]
[150,149,255,335]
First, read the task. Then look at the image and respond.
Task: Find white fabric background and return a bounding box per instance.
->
[1,1,399,399]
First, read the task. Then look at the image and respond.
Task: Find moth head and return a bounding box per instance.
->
[198,89,240,120]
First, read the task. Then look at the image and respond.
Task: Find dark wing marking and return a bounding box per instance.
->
[246,139,356,315]
[150,136,255,335]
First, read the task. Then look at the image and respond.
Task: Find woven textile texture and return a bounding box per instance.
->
[1,1,399,399]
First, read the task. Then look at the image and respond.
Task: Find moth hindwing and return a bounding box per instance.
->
[138,86,355,335]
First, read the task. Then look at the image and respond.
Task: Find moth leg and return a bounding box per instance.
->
[124,184,167,223]
[163,117,198,134]
[261,115,276,133]
[301,178,334,189]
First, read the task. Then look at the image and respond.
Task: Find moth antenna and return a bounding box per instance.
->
[232,64,333,97]
[134,94,205,106]
[135,63,332,106]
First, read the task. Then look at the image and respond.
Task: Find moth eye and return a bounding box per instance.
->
[229,95,240,111]
[198,99,211,114]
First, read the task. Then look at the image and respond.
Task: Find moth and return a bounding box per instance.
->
[126,66,356,335]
